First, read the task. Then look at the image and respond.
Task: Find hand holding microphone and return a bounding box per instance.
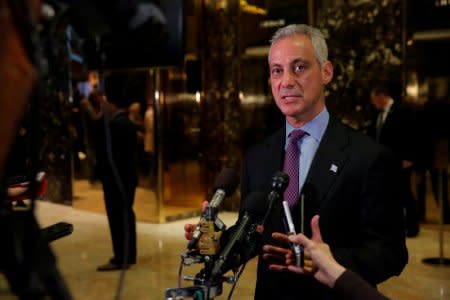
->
[282,200,303,268]
[262,171,306,270]
[286,215,343,287]
[184,201,208,240]
[184,168,239,251]
[267,215,324,276]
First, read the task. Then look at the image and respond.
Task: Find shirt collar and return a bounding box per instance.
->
[383,98,394,112]
[285,108,329,143]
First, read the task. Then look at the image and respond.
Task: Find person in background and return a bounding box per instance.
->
[96,77,138,271]
[185,24,407,299]
[367,84,420,237]
[415,95,450,224]
[143,99,155,182]
[129,101,146,176]
[129,102,144,130]
[287,215,390,300]
[80,83,103,186]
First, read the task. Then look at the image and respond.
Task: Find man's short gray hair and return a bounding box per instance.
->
[269,24,328,67]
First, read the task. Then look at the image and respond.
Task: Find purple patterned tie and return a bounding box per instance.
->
[283,129,306,208]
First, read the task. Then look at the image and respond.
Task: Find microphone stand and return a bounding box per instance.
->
[166,208,234,300]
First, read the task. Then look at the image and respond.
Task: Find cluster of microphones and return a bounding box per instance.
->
[167,168,291,299]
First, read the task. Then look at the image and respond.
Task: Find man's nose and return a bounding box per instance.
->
[281,71,295,88]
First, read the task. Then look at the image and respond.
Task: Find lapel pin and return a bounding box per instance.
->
[330,164,338,173]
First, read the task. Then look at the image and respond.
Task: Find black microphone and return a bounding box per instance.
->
[187,168,239,250]
[211,191,268,278]
[261,171,289,225]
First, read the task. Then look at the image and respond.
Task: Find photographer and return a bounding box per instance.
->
[0,1,72,298]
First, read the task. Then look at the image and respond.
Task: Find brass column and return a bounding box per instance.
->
[154,69,166,223]
[201,0,242,209]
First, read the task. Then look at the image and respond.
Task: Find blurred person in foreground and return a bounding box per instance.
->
[185,24,407,300]
[0,0,38,179]
[1,0,73,298]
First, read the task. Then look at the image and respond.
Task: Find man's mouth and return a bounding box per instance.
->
[281,95,301,100]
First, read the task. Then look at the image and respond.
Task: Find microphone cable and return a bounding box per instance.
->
[226,262,246,300]
[178,250,189,288]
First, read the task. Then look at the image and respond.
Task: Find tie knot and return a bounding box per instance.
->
[289,129,306,143]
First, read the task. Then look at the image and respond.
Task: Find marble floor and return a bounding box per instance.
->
[71,158,208,223]
[1,196,450,300]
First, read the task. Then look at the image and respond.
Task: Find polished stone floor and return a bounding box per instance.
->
[1,196,450,300]
[72,168,204,224]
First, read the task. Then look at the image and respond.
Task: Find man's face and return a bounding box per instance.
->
[370,93,385,110]
[268,34,333,127]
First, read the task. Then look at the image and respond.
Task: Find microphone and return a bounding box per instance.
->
[211,191,268,278]
[261,171,289,224]
[209,168,239,209]
[187,168,239,251]
[282,201,304,267]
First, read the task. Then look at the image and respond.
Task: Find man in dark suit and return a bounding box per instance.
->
[366,85,420,237]
[96,77,139,271]
[185,24,408,300]
[243,24,407,300]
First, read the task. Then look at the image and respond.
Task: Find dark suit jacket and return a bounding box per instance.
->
[241,116,408,300]
[96,111,138,188]
[367,102,417,162]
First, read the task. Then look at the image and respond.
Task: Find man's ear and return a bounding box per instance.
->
[321,60,333,85]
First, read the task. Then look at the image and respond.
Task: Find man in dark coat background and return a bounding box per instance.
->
[367,84,420,237]
[96,75,139,271]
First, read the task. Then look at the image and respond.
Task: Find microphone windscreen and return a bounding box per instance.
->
[271,171,289,193]
[213,168,239,196]
[241,191,268,221]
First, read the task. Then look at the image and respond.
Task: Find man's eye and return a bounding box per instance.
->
[295,65,306,72]
[271,68,282,76]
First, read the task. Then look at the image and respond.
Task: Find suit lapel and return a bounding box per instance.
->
[381,102,397,132]
[304,117,349,206]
